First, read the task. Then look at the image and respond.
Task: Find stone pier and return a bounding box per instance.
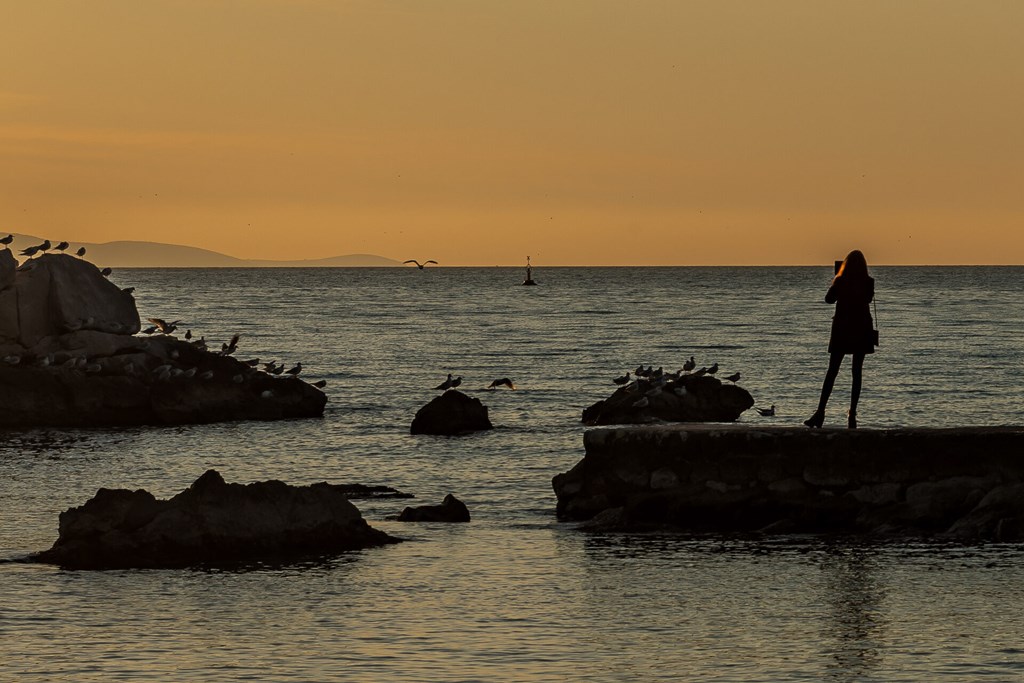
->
[552,424,1024,540]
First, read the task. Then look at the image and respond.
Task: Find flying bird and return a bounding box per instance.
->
[756,405,776,417]
[403,259,438,269]
[146,318,180,334]
[487,378,515,390]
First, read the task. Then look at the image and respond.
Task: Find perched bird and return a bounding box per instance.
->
[652,366,664,379]
[75,246,87,257]
[270,364,284,376]
[3,355,20,365]
[220,333,240,356]
[692,367,708,377]
[434,373,455,390]
[756,405,776,417]
[55,241,70,252]
[311,379,327,388]
[100,267,112,277]
[449,376,463,390]
[723,372,741,383]
[632,396,650,409]
[184,329,192,341]
[122,287,135,295]
[0,234,13,248]
[403,259,438,269]
[706,363,719,375]
[634,364,644,376]
[140,325,157,335]
[38,239,51,252]
[683,356,696,373]
[613,371,631,385]
[242,358,261,367]
[487,377,515,390]
[284,362,302,376]
[673,385,689,397]
[20,245,40,258]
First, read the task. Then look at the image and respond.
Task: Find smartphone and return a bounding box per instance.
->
[834,260,843,274]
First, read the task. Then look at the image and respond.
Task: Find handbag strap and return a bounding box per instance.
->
[873,296,879,327]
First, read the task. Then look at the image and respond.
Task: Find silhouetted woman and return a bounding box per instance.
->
[805,250,875,429]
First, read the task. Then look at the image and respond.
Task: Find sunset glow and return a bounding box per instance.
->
[3,1,1022,265]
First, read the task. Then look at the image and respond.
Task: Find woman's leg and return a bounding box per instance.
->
[816,352,844,414]
[807,353,844,426]
[849,353,865,418]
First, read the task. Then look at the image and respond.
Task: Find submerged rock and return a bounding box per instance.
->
[31,470,399,569]
[0,253,325,427]
[582,375,753,426]
[410,390,493,435]
[397,494,471,522]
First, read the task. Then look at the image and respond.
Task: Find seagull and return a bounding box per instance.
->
[683,356,696,373]
[613,371,631,385]
[242,358,260,367]
[634,364,644,376]
[220,333,240,355]
[723,372,741,383]
[632,396,650,409]
[75,247,87,257]
[692,367,708,377]
[706,363,719,375]
[55,241,69,252]
[403,259,438,269]
[0,234,12,248]
[434,373,455,390]
[449,376,462,390]
[487,377,515,389]
[311,379,327,388]
[284,362,302,376]
[20,245,41,258]
[140,325,157,335]
[100,267,112,277]
[756,405,776,417]
[146,318,180,334]
[122,287,135,295]
[184,329,192,341]
[270,364,284,375]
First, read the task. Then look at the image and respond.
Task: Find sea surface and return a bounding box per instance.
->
[3,266,1024,682]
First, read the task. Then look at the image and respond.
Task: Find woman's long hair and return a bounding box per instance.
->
[838,250,869,281]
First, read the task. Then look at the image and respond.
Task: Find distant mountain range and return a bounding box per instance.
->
[4,234,401,268]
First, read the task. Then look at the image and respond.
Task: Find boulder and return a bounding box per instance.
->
[31,470,399,569]
[7,253,139,347]
[410,390,493,435]
[397,494,471,522]
[582,374,754,425]
[0,249,15,290]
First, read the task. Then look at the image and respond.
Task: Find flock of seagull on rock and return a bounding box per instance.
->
[4,235,115,277]
[609,357,776,417]
[434,373,516,392]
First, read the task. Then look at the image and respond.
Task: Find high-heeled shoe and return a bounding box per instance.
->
[848,410,857,429]
[804,411,824,428]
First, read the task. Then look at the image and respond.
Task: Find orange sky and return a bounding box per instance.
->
[2,1,1022,265]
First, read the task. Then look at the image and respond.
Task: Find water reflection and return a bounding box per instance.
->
[818,544,887,682]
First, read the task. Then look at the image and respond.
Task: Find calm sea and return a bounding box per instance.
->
[3,266,1024,682]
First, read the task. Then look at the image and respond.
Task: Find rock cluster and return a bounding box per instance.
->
[553,424,1024,540]
[582,374,754,425]
[31,470,398,569]
[0,253,325,427]
[411,390,493,435]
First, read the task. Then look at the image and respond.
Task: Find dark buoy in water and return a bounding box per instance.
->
[522,256,537,286]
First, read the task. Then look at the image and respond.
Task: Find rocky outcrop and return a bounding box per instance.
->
[31,470,399,569]
[410,390,493,435]
[582,375,753,425]
[397,494,471,522]
[0,253,326,427]
[553,424,1024,540]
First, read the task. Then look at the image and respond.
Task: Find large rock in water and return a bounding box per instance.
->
[31,470,398,569]
[553,424,1024,540]
[397,494,471,522]
[582,375,754,425]
[0,253,326,427]
[410,390,493,435]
